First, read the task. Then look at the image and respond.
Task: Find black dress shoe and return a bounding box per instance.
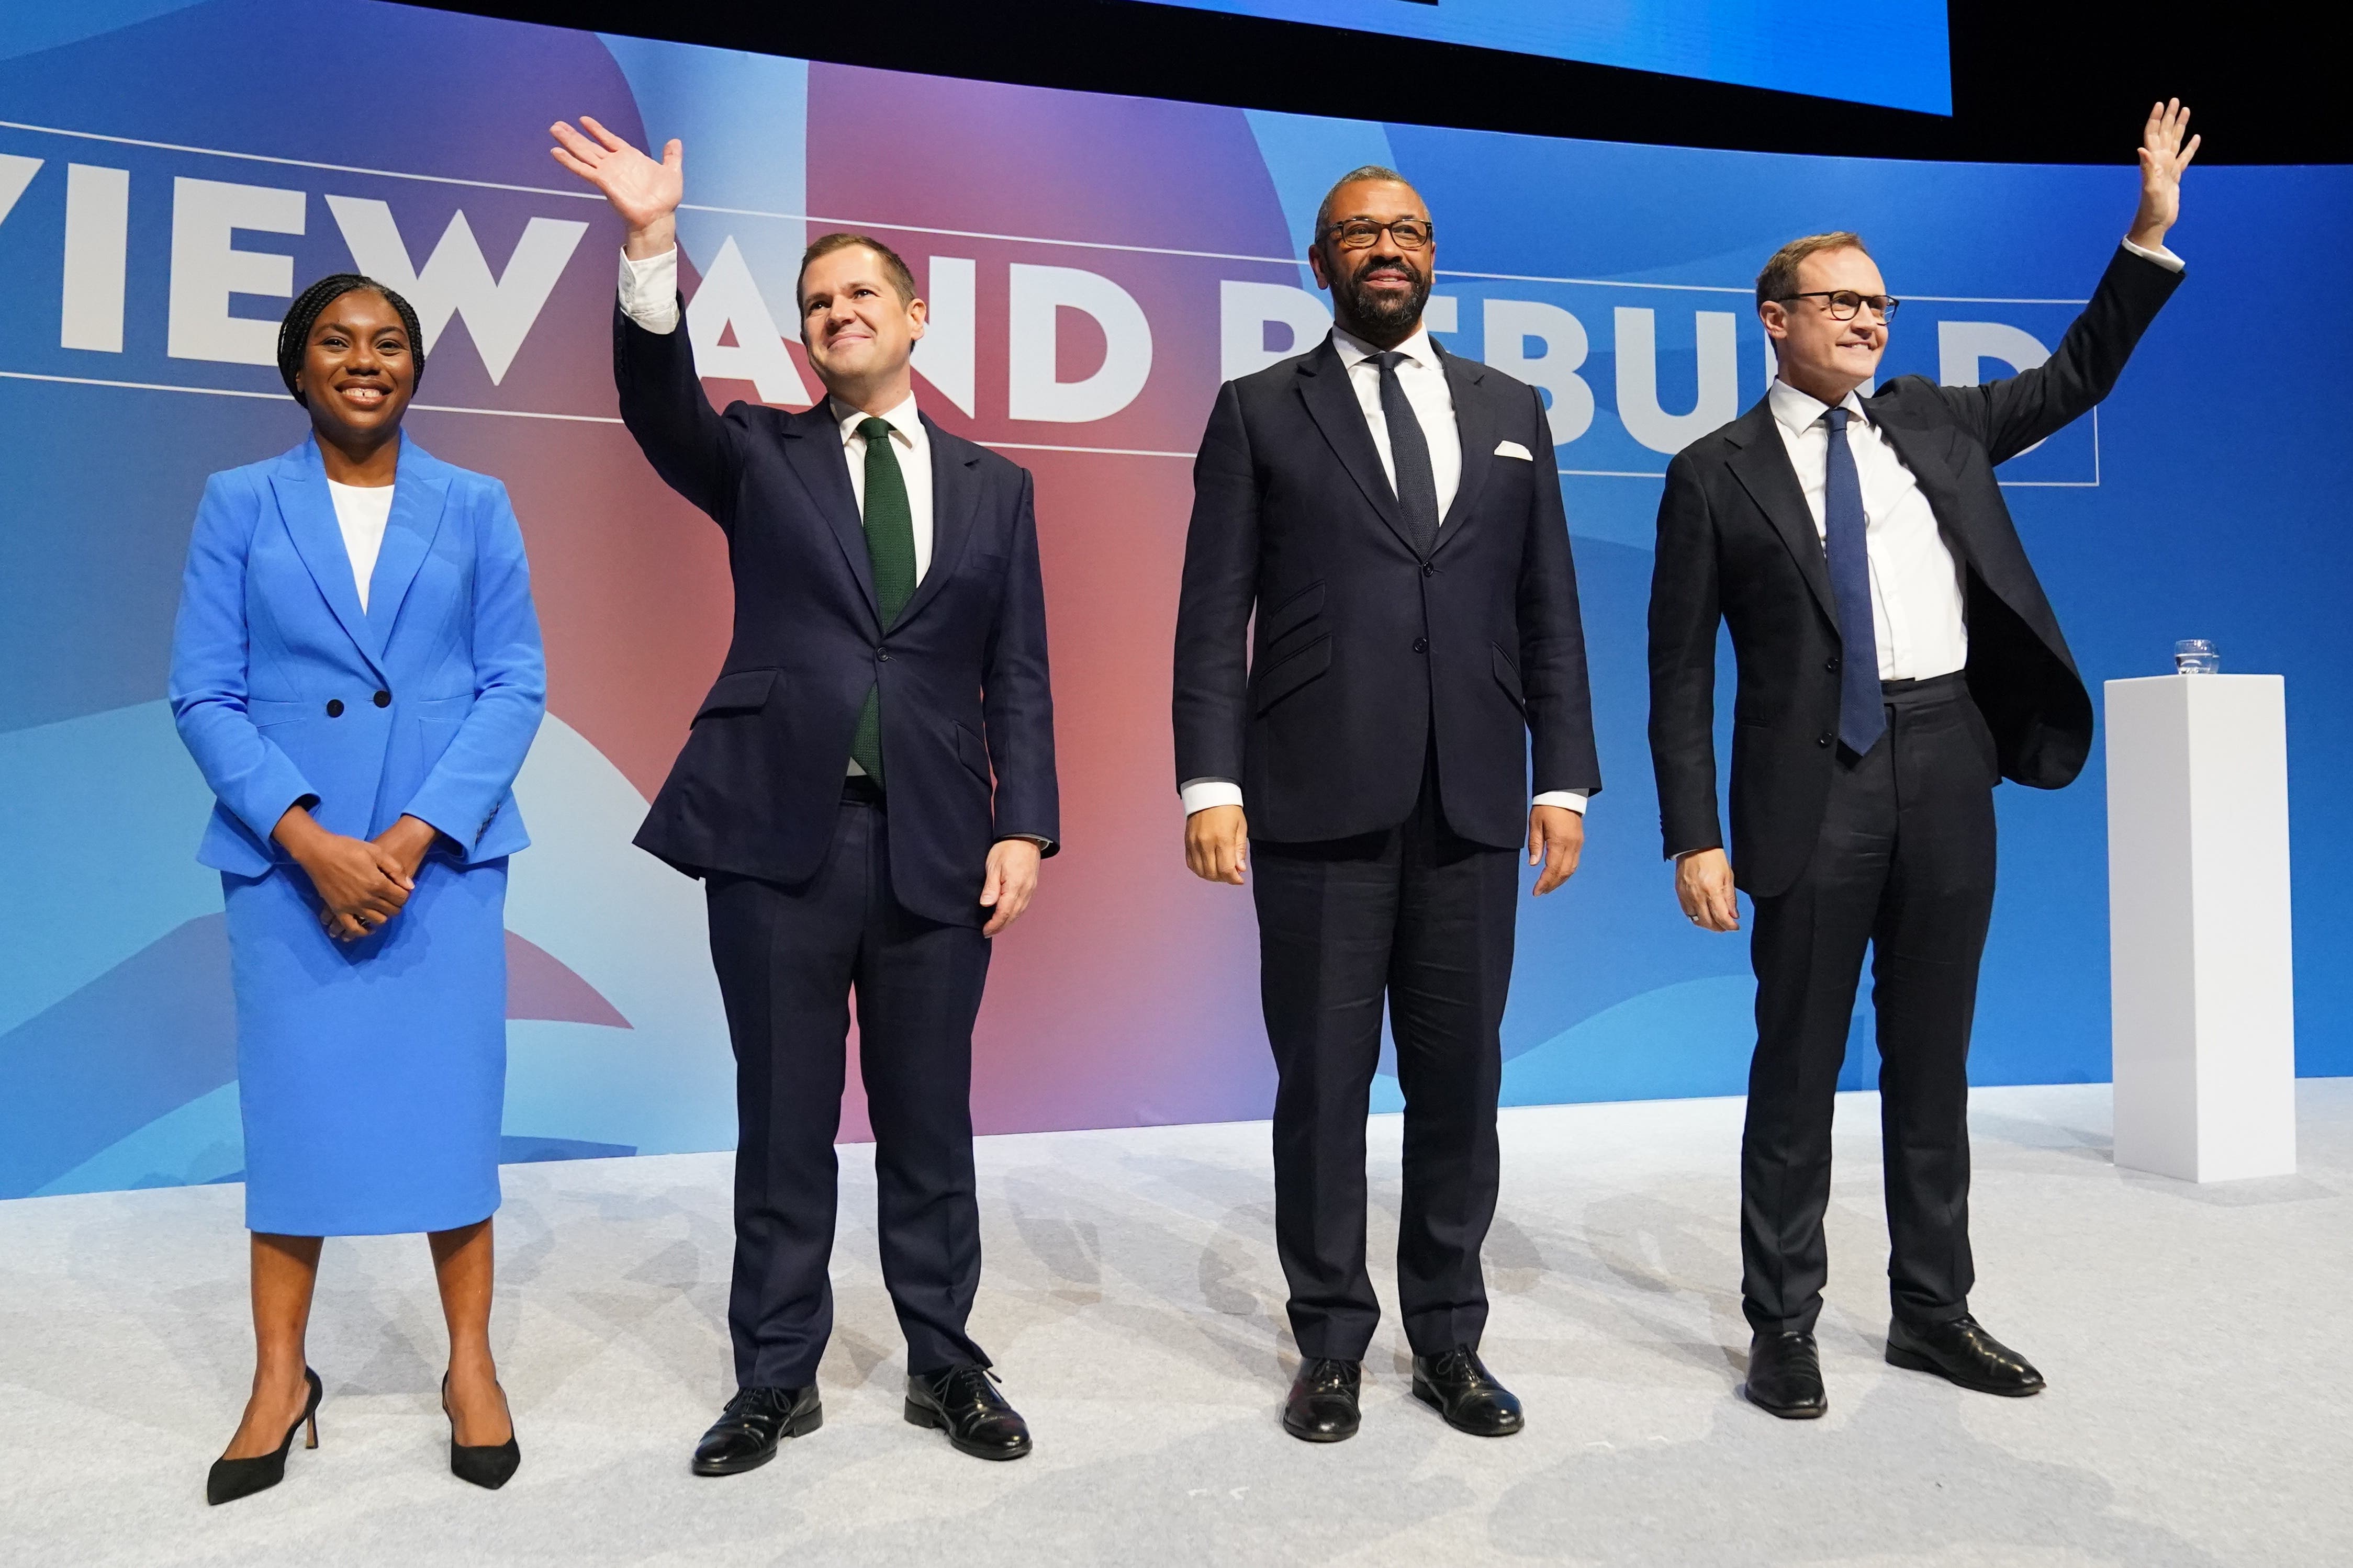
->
[441,1372,521,1491]
[206,1368,322,1505]
[692,1385,822,1476]
[904,1366,1032,1460]
[1410,1347,1523,1436]
[1886,1315,2045,1396]
[1745,1330,1827,1419]
[1282,1358,1361,1443]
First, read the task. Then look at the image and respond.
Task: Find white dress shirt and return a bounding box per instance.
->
[619,247,937,779]
[326,479,394,613]
[1765,380,1968,682]
[1181,323,1586,818]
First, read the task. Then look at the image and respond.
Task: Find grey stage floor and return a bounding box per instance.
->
[4,1081,2349,1567]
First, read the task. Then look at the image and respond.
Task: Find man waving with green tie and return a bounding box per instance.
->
[552,116,1060,1476]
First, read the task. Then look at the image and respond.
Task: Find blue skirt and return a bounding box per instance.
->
[223,855,507,1236]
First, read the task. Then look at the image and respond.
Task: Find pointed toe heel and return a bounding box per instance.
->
[206,1367,322,1506]
[442,1372,522,1491]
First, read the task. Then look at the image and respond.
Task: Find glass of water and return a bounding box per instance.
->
[2174,638,2220,675]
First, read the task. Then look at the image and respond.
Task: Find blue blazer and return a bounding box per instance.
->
[169,436,547,877]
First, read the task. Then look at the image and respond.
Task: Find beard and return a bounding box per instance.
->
[1336,258,1430,334]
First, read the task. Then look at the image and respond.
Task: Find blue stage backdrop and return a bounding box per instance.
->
[3,0,2347,1200]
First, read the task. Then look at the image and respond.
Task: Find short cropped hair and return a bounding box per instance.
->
[1756,232,1870,310]
[1314,164,1421,237]
[797,232,918,309]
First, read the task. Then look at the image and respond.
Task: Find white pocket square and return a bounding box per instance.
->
[1494,440,1534,461]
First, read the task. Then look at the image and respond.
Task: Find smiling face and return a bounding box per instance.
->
[297,289,416,442]
[1760,245,1890,404]
[798,244,925,408]
[1308,178,1434,346]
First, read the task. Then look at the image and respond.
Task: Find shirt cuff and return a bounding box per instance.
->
[1180,779,1245,816]
[1532,789,1588,814]
[2121,235,2184,273]
[618,246,681,333]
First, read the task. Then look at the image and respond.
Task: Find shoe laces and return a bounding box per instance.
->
[1301,1357,1357,1393]
[934,1364,1004,1413]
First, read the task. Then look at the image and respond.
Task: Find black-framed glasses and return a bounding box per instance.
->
[1325,217,1434,250]
[1776,289,1901,321]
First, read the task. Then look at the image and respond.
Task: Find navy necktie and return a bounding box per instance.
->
[1822,407,1887,757]
[1373,351,1440,558]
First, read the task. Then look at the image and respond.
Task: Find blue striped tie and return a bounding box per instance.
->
[1822,408,1887,757]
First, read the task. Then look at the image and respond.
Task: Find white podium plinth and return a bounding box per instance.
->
[2105,674,2296,1181]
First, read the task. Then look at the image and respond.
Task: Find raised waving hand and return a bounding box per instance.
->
[550,116,681,255]
[2128,99,2199,252]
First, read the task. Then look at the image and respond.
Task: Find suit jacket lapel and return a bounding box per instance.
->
[269,440,381,676]
[361,437,449,662]
[1432,344,1494,557]
[1294,335,1417,556]
[1725,399,1837,626]
[779,400,879,625]
[893,415,981,628]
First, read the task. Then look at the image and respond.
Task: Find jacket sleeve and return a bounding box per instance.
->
[1518,383,1602,796]
[1935,244,2184,466]
[613,295,743,529]
[167,470,318,845]
[1648,450,1725,860]
[1171,380,1260,792]
[981,467,1061,852]
[400,481,547,858]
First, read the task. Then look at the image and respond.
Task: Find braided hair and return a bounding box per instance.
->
[276,273,425,404]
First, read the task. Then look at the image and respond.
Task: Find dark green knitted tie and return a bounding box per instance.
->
[848,415,917,784]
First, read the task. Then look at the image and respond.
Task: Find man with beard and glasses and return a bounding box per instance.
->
[1173,166,1599,1442]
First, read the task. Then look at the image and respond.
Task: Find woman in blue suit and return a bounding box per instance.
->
[169,274,546,1503]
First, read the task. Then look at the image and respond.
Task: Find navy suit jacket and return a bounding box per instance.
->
[1172,333,1600,850]
[1648,245,2183,897]
[614,302,1058,927]
[169,436,546,876]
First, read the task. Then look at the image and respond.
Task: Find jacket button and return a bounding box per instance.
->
[1826,657,1840,672]
[878,649,892,663]
[1413,637,1428,653]
[1817,732,1833,747]
[373,690,391,707]
[325,699,344,717]
[1422,562,1436,577]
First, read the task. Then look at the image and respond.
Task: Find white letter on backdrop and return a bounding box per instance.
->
[61,164,129,353]
[168,177,304,364]
[1937,319,2050,386]
[676,235,813,406]
[1482,298,1594,444]
[0,154,42,228]
[1219,280,1331,382]
[326,196,587,385]
[912,256,976,415]
[1615,307,1739,454]
[1008,263,1153,423]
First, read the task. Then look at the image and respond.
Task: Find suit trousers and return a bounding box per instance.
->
[1741,671,1998,1335]
[1251,752,1518,1361]
[704,784,992,1389]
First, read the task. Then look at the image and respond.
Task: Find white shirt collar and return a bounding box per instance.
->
[1332,322,1440,373]
[832,391,922,447]
[1768,377,1869,437]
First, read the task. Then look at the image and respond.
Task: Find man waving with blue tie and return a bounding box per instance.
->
[1648,103,2199,1418]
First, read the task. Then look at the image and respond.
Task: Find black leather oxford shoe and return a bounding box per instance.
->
[1283,1357,1361,1443]
[1745,1330,1827,1419]
[904,1365,1033,1460]
[1410,1347,1523,1437]
[1886,1315,2045,1396]
[692,1385,822,1476]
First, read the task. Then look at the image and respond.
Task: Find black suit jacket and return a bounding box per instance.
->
[1648,246,2182,897]
[1173,334,1600,849]
[615,302,1058,926]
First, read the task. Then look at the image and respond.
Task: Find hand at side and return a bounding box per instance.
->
[1527,805,1584,895]
[979,838,1043,938]
[1675,847,1741,933]
[1184,804,1249,886]
[273,804,414,942]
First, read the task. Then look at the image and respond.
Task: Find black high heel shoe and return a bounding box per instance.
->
[441,1372,521,1490]
[206,1367,322,1506]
